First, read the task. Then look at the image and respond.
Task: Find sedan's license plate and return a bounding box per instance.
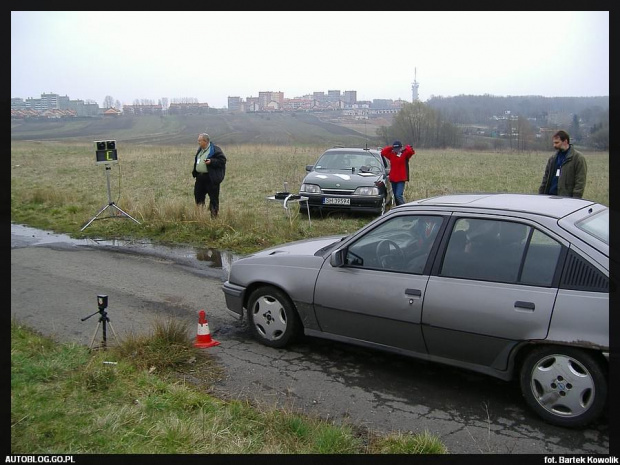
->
[324,197,350,205]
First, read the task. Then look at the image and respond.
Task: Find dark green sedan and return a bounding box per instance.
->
[299,146,393,215]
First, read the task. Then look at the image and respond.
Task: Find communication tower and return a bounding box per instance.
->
[411,68,420,102]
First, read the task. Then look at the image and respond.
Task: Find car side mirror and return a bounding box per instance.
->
[360,165,371,173]
[330,248,346,267]
[305,165,313,172]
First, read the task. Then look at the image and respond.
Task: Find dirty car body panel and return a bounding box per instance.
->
[222,193,610,427]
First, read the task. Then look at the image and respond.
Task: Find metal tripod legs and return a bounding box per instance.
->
[81,164,141,231]
[81,202,140,231]
[88,316,120,350]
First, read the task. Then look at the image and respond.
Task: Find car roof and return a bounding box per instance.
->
[323,147,380,155]
[406,193,598,219]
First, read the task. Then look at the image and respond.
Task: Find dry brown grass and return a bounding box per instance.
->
[11,141,609,253]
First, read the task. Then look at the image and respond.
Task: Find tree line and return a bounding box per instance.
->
[379,95,609,151]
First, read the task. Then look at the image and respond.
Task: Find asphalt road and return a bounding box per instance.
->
[10,224,611,455]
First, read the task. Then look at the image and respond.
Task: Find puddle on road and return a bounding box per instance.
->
[10,223,244,279]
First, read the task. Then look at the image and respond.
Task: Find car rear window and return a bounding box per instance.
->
[575,209,609,244]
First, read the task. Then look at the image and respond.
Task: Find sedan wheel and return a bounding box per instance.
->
[519,346,607,427]
[247,286,301,348]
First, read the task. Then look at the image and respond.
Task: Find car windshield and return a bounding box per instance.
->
[575,209,609,244]
[314,152,382,172]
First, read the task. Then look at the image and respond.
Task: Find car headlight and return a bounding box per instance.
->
[354,186,380,195]
[301,183,322,194]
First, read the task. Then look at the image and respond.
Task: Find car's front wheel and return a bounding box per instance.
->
[519,346,607,428]
[247,286,301,348]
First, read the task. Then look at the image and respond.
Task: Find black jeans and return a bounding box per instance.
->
[194,173,221,217]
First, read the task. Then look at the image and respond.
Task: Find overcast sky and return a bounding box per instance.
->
[11,11,609,108]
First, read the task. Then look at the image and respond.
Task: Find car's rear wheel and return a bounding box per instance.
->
[247,285,301,348]
[519,346,607,427]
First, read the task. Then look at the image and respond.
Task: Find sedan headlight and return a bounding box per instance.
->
[354,186,380,196]
[301,183,322,194]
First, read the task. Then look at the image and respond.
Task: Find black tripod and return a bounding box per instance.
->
[81,295,120,350]
[81,164,141,231]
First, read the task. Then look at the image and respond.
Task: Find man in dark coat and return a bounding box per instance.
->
[192,133,226,217]
[539,130,587,198]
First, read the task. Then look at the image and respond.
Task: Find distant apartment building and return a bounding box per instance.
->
[228,96,242,112]
[313,91,326,105]
[228,89,362,112]
[25,97,46,111]
[271,91,284,107]
[327,90,341,101]
[257,91,284,110]
[11,92,100,117]
[41,92,59,109]
[343,91,357,105]
[245,96,260,112]
[11,98,27,110]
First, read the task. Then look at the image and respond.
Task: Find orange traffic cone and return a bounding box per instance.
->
[194,309,220,348]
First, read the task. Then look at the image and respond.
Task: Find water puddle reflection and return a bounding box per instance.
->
[10,223,243,279]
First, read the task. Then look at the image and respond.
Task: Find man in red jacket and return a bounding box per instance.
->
[381,140,415,205]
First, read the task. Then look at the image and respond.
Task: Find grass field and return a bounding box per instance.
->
[11,113,383,146]
[11,318,447,453]
[10,131,609,454]
[11,140,608,254]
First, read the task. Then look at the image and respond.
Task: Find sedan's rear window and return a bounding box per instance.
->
[440,218,562,287]
[575,209,609,244]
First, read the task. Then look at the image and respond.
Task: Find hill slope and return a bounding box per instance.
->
[11,112,383,146]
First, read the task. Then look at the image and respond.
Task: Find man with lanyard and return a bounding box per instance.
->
[192,133,227,217]
[538,130,587,198]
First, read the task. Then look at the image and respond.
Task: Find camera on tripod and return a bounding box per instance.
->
[81,294,119,350]
[97,294,108,310]
[95,140,118,164]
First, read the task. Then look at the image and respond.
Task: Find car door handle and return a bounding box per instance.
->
[405,288,422,297]
[514,301,535,310]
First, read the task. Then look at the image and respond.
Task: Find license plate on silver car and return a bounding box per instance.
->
[324,198,350,205]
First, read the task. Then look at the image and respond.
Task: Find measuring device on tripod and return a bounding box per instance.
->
[81,294,120,350]
[81,140,141,231]
[95,140,119,164]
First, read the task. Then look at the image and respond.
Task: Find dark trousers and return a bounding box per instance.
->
[194,174,220,217]
[391,181,406,205]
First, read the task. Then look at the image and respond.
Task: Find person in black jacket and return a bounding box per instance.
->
[538,130,587,198]
[192,133,226,217]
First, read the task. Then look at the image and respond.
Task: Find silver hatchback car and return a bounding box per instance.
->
[222,193,610,427]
